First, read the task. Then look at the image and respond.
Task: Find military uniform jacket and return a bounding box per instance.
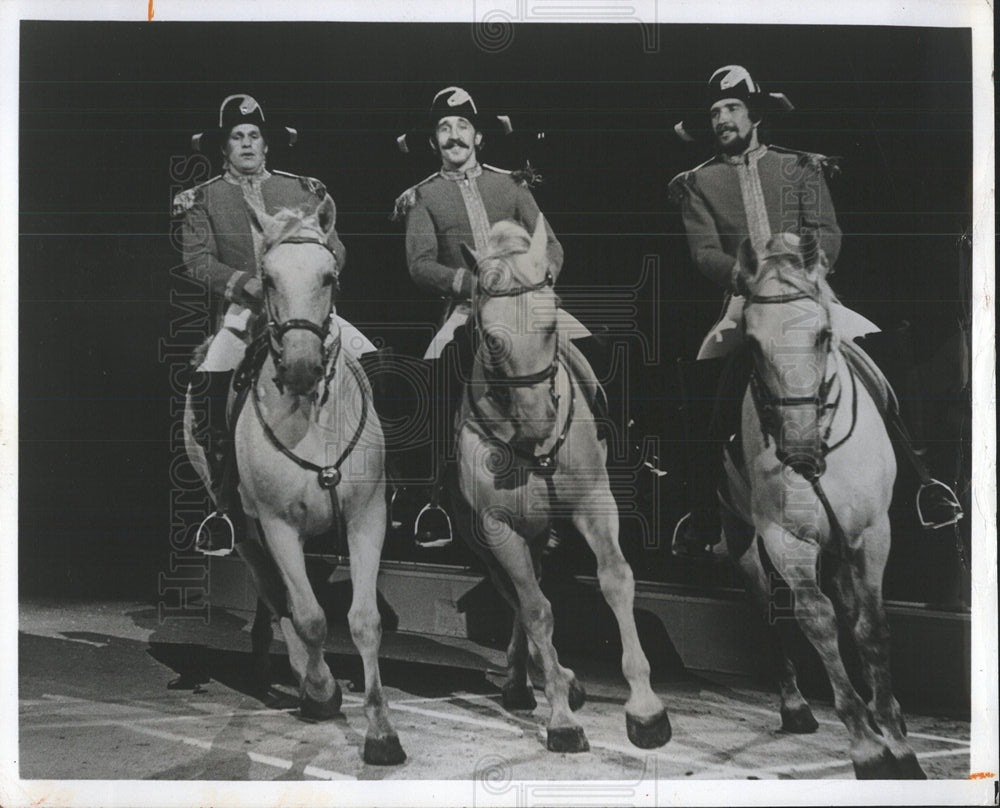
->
[172,170,347,308]
[397,164,564,300]
[668,145,841,290]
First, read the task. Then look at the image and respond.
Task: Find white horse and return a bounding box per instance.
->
[452,216,672,753]
[184,199,404,766]
[723,233,925,779]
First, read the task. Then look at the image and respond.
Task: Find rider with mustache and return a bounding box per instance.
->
[391,86,591,547]
[173,94,376,554]
[668,66,962,558]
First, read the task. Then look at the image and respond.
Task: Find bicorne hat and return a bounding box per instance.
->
[397,86,513,154]
[191,94,298,153]
[674,65,794,142]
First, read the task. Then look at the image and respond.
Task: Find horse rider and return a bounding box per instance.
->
[668,65,962,558]
[391,86,593,547]
[173,94,376,553]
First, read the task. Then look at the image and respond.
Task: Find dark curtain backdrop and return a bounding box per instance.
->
[18,22,971,599]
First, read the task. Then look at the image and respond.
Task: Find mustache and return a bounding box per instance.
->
[715,124,738,135]
[441,138,471,150]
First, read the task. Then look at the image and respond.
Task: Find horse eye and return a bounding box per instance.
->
[322,274,334,287]
[817,328,832,346]
[262,276,274,289]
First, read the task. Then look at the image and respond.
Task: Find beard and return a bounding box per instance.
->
[716,127,754,156]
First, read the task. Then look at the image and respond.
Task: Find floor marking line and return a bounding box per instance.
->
[110,722,356,780]
[341,693,522,734]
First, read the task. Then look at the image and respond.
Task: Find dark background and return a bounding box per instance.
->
[18,22,972,603]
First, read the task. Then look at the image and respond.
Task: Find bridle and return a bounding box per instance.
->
[469,258,573,475]
[743,264,857,482]
[261,237,341,396]
[474,261,561,412]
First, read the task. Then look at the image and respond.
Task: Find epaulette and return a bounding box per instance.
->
[485,162,542,188]
[769,145,842,179]
[171,175,222,216]
[272,169,328,198]
[667,157,715,205]
[390,172,439,222]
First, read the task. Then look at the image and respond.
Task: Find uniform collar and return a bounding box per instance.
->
[439,162,483,182]
[223,165,272,186]
[721,143,768,166]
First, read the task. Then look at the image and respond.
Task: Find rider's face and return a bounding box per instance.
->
[223,124,268,174]
[711,98,755,153]
[434,116,481,171]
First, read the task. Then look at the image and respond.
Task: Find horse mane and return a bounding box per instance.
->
[260,205,331,257]
[485,220,532,258]
[751,234,835,309]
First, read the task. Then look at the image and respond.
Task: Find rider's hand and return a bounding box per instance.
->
[240,277,264,310]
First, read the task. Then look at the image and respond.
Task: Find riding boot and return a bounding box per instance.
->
[854,329,964,530]
[671,354,744,561]
[413,335,473,549]
[189,369,241,555]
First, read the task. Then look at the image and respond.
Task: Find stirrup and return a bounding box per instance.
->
[194,511,236,557]
[414,502,453,549]
[670,511,724,561]
[389,486,404,530]
[916,479,964,530]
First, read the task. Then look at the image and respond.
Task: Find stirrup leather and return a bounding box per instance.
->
[916,479,964,530]
[194,510,236,557]
[414,502,453,549]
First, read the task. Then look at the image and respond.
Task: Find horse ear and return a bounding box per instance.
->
[736,238,758,290]
[315,196,336,239]
[529,213,547,266]
[460,242,480,273]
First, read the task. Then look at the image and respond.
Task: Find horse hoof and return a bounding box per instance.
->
[626,709,672,749]
[546,725,590,754]
[568,679,587,712]
[894,752,927,780]
[853,747,897,780]
[363,734,406,766]
[300,682,342,720]
[780,705,819,734]
[502,683,537,712]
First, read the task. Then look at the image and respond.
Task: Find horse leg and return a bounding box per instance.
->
[257,515,341,720]
[490,521,587,752]
[846,517,925,779]
[234,521,287,696]
[345,499,405,765]
[733,535,817,733]
[758,524,895,779]
[572,504,671,749]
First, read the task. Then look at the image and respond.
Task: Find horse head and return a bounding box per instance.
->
[739,232,838,478]
[256,198,341,397]
[463,215,560,444]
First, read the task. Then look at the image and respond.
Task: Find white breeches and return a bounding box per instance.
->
[197,303,376,372]
[696,294,881,360]
[422,303,591,360]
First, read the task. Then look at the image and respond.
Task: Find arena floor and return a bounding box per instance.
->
[17,598,970,783]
